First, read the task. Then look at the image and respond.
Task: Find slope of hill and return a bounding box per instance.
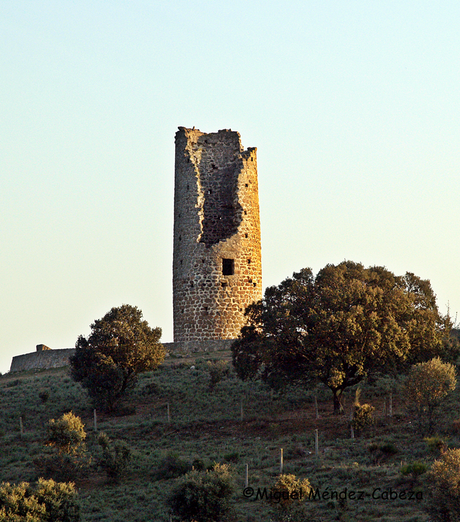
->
[0,350,457,521]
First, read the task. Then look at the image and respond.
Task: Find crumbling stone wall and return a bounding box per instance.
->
[10,348,75,373]
[173,127,262,341]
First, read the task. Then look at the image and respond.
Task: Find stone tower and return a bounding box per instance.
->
[173,127,262,343]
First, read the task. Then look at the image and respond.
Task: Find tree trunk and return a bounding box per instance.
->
[332,389,344,414]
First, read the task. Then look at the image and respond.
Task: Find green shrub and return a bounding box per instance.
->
[36,413,88,482]
[400,461,429,479]
[424,436,447,454]
[156,453,191,480]
[404,357,457,434]
[38,390,49,404]
[368,442,398,464]
[379,442,398,455]
[0,478,80,521]
[97,432,132,483]
[169,463,234,522]
[140,381,160,396]
[349,388,375,436]
[45,412,86,455]
[223,451,239,463]
[426,448,460,521]
[207,360,229,391]
[192,458,206,471]
[268,474,312,510]
[351,404,375,435]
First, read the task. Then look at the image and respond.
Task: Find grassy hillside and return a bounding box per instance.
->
[1,350,459,521]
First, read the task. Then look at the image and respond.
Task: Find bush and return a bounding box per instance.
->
[38,390,49,404]
[404,357,456,434]
[207,360,230,391]
[33,452,88,483]
[400,461,429,479]
[379,442,398,455]
[0,478,80,521]
[97,432,132,483]
[36,413,88,482]
[426,448,460,521]
[351,403,375,434]
[46,412,86,455]
[424,436,447,454]
[368,442,398,464]
[191,458,206,471]
[268,474,312,510]
[223,452,239,463]
[169,463,234,522]
[351,390,375,435]
[156,453,191,480]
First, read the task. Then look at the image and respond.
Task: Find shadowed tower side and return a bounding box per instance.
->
[173,127,262,342]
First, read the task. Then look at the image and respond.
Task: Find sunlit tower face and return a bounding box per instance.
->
[173,127,262,342]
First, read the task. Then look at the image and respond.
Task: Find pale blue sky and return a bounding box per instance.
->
[1,1,459,373]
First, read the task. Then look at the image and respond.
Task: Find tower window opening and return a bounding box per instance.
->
[222,258,234,276]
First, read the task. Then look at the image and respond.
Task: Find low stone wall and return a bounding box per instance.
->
[10,349,75,373]
[9,339,235,373]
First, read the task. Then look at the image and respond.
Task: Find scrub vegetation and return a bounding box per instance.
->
[1,346,460,521]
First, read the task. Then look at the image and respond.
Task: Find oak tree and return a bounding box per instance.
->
[427,448,460,521]
[232,261,452,413]
[70,304,165,411]
[404,357,456,433]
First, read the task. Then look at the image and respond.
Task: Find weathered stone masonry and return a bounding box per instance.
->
[10,347,75,373]
[173,127,262,342]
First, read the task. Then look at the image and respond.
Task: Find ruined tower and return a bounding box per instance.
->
[173,127,262,343]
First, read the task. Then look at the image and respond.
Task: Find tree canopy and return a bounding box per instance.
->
[70,304,165,411]
[232,261,452,413]
[404,357,456,434]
